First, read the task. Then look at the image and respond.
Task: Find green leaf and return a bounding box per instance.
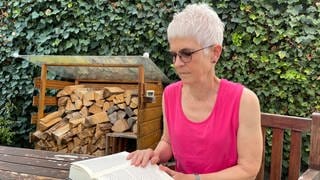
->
[31,11,39,19]
[277,51,287,59]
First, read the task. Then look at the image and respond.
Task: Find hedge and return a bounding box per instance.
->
[0,0,319,177]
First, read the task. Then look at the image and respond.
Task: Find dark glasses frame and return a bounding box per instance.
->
[169,44,214,64]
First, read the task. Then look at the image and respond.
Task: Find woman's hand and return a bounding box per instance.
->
[126,148,160,167]
[159,165,194,180]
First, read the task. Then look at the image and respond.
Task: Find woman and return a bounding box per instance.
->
[127,3,262,180]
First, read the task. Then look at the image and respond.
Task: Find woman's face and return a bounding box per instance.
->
[169,37,214,85]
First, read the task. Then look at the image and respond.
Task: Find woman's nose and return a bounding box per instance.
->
[173,55,185,66]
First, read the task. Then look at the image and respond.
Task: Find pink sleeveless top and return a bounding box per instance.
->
[164,79,244,174]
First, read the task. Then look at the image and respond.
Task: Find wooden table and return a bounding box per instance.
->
[0,146,93,179]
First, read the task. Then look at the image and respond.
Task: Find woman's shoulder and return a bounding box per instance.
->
[221,79,244,89]
[220,79,259,104]
[241,87,260,106]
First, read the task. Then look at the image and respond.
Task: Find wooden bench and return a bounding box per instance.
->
[256,112,320,180]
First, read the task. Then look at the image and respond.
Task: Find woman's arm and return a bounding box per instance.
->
[154,95,173,163]
[127,95,173,166]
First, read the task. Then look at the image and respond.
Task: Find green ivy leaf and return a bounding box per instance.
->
[277,51,287,59]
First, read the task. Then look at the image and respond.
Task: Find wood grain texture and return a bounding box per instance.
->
[310,113,320,170]
[261,113,311,131]
[288,130,302,180]
[0,146,92,179]
[34,78,74,89]
[270,128,284,180]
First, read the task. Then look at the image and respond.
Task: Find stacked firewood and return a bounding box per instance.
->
[32,85,139,156]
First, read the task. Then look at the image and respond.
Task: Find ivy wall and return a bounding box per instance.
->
[0,0,319,177]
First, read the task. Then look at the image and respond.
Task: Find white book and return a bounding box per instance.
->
[68,151,173,180]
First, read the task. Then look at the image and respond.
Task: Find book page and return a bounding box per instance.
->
[69,151,173,180]
[97,162,173,180]
[71,151,130,177]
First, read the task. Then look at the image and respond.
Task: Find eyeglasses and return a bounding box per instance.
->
[169,44,214,64]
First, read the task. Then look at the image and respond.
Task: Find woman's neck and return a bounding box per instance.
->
[183,75,220,101]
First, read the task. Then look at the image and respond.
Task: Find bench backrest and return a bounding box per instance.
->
[256,112,320,180]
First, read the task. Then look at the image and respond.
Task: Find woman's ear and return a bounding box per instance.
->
[211,45,222,63]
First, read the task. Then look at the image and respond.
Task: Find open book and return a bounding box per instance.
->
[68,151,173,180]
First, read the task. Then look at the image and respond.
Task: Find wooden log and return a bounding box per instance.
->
[47,140,56,148]
[124,90,138,105]
[132,122,138,134]
[83,91,95,106]
[39,110,64,124]
[125,106,135,117]
[96,136,106,149]
[73,136,81,147]
[71,146,81,154]
[69,117,85,128]
[80,145,88,154]
[92,149,105,156]
[80,106,89,117]
[74,99,83,110]
[104,87,125,94]
[58,147,68,153]
[117,110,126,120]
[61,131,74,143]
[89,143,98,154]
[57,85,85,97]
[36,140,47,149]
[127,116,137,129]
[133,109,138,116]
[64,85,85,95]
[103,102,111,112]
[99,122,113,131]
[94,90,105,101]
[64,111,81,121]
[85,112,109,126]
[78,127,94,140]
[106,94,116,101]
[65,99,76,112]
[107,105,119,114]
[94,123,104,139]
[52,123,70,145]
[112,119,130,133]
[117,103,126,109]
[89,103,103,114]
[74,88,87,99]
[58,143,67,150]
[32,130,47,140]
[67,141,74,151]
[70,123,85,135]
[95,99,105,107]
[113,94,124,104]
[108,111,118,124]
[43,120,68,138]
[70,93,80,102]
[130,97,138,109]
[57,97,69,107]
[43,140,53,148]
[39,117,62,131]
[81,137,91,146]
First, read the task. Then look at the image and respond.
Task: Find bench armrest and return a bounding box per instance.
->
[298,169,320,180]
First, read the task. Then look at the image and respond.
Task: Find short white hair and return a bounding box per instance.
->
[167,3,225,47]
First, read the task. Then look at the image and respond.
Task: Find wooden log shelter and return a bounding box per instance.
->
[25,55,169,156]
